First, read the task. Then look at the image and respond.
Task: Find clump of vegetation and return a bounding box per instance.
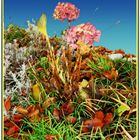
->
[4,2,136,140]
[4,24,31,47]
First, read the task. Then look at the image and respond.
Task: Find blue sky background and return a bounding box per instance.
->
[4,0,136,54]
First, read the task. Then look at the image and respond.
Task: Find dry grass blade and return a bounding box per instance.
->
[110,97,130,110]
[120,125,135,140]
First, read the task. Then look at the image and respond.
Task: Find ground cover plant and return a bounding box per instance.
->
[4,2,136,140]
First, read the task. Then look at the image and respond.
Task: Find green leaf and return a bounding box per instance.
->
[40,57,49,69]
[117,104,130,116]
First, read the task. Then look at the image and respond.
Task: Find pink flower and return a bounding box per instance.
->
[53,2,80,22]
[64,22,101,48]
[94,30,101,42]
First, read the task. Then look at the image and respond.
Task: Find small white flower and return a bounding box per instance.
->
[12,107,17,115]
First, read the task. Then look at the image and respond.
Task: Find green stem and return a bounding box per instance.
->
[68,21,71,29]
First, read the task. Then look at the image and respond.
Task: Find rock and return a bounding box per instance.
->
[128,57,136,62]
[108,53,123,60]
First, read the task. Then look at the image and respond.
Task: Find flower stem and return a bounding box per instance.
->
[68,21,71,29]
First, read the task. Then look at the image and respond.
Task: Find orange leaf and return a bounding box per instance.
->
[43,97,55,109]
[66,116,77,124]
[104,113,113,125]
[103,68,118,80]
[114,49,125,54]
[16,106,28,115]
[45,134,59,140]
[29,114,40,123]
[53,108,60,121]
[4,96,11,112]
[110,68,118,80]
[36,67,44,72]
[103,71,112,80]
[95,111,105,121]
[7,125,19,136]
[27,109,39,117]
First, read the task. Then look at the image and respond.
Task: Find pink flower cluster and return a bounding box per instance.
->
[53,2,80,22]
[64,22,101,48]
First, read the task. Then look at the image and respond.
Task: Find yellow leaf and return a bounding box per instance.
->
[37,13,51,48]
[77,41,90,55]
[37,14,47,36]
[32,84,42,101]
[79,79,89,100]
[80,79,88,88]
[79,89,89,100]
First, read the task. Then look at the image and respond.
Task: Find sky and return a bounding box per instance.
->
[4,0,136,54]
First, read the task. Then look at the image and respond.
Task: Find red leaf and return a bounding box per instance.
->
[36,104,43,113]
[4,97,11,112]
[7,125,20,136]
[4,131,7,137]
[53,108,60,121]
[95,111,105,121]
[104,113,113,125]
[60,101,74,116]
[13,114,24,123]
[21,88,27,96]
[13,132,19,138]
[26,105,34,112]
[66,116,77,124]
[82,112,105,133]
[82,119,94,133]
[4,121,14,128]
[92,118,104,130]
[4,115,9,122]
